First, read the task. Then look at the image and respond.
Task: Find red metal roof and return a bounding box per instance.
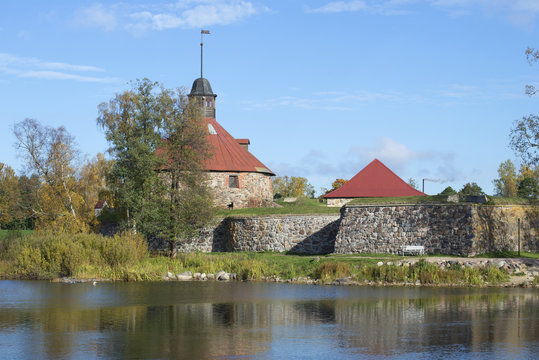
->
[204,118,273,174]
[236,138,250,145]
[324,159,426,198]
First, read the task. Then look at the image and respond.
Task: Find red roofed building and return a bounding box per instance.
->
[187,77,275,208]
[324,159,426,207]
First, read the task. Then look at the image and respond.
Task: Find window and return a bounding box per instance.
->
[229,175,239,188]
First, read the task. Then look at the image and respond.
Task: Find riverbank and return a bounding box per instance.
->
[1,231,538,287]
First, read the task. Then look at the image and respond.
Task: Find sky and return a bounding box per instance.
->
[1,0,538,196]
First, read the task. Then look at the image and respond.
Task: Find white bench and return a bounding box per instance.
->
[401,245,425,256]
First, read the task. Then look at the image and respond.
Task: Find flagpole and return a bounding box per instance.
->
[200,29,210,79]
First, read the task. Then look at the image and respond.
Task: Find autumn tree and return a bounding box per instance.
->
[78,153,112,229]
[330,178,348,192]
[493,159,518,197]
[97,79,214,252]
[13,119,87,232]
[272,176,315,198]
[0,163,19,227]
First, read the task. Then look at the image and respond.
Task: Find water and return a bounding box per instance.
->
[0,281,537,359]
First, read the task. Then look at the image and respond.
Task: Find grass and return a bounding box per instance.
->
[0,232,514,286]
[0,229,34,240]
[348,195,538,206]
[215,198,341,216]
[474,251,539,259]
[348,195,449,205]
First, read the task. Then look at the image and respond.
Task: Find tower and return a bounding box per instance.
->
[188,29,216,118]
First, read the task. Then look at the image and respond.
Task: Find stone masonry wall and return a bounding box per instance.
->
[149,215,340,254]
[335,204,538,256]
[208,172,273,209]
[228,215,340,254]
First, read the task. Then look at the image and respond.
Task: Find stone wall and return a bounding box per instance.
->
[149,215,340,254]
[208,171,273,209]
[334,204,538,256]
[228,215,340,254]
[326,198,354,207]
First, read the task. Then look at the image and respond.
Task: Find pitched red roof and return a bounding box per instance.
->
[324,159,426,198]
[204,118,273,174]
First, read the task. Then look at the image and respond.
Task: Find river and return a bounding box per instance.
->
[0,280,537,359]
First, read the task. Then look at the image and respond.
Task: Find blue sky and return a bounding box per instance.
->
[1,0,538,195]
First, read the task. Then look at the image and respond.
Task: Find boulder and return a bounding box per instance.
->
[177,271,193,281]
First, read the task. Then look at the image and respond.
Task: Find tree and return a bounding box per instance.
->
[511,47,539,165]
[516,164,539,199]
[13,119,86,232]
[459,182,485,197]
[493,159,518,197]
[517,177,538,199]
[158,90,214,255]
[330,178,348,192]
[438,186,457,196]
[78,153,112,229]
[97,79,214,253]
[407,178,418,190]
[272,176,315,198]
[0,163,19,227]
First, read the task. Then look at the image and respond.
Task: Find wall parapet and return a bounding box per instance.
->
[335,204,538,256]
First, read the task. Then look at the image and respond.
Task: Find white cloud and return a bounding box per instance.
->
[0,53,116,83]
[74,1,265,34]
[72,4,118,32]
[308,0,539,25]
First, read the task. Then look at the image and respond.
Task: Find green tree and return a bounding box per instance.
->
[517,177,538,199]
[459,182,485,197]
[438,186,457,196]
[97,79,214,253]
[511,47,539,165]
[272,176,315,198]
[407,178,418,190]
[493,159,518,197]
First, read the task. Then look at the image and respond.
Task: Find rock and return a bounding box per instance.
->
[495,260,506,269]
[177,271,192,281]
[312,256,320,262]
[200,273,207,281]
[167,272,174,279]
[334,277,352,285]
[377,261,384,267]
[386,261,393,266]
[193,272,201,280]
[207,273,215,280]
[216,271,229,281]
[414,280,421,286]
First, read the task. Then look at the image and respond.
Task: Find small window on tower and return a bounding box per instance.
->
[229,175,239,188]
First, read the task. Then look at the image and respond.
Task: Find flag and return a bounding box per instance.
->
[201,29,210,34]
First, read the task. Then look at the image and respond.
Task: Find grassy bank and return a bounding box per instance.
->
[215,198,340,216]
[0,232,516,286]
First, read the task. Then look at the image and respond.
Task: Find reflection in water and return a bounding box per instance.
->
[0,281,537,359]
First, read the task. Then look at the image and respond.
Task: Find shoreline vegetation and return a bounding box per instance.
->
[1,231,537,287]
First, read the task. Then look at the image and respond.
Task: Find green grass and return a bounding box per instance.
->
[348,195,537,206]
[0,229,34,240]
[348,195,449,205]
[474,251,539,259]
[486,197,537,205]
[215,198,341,216]
[0,233,513,286]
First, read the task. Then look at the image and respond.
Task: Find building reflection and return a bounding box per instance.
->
[0,282,537,359]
